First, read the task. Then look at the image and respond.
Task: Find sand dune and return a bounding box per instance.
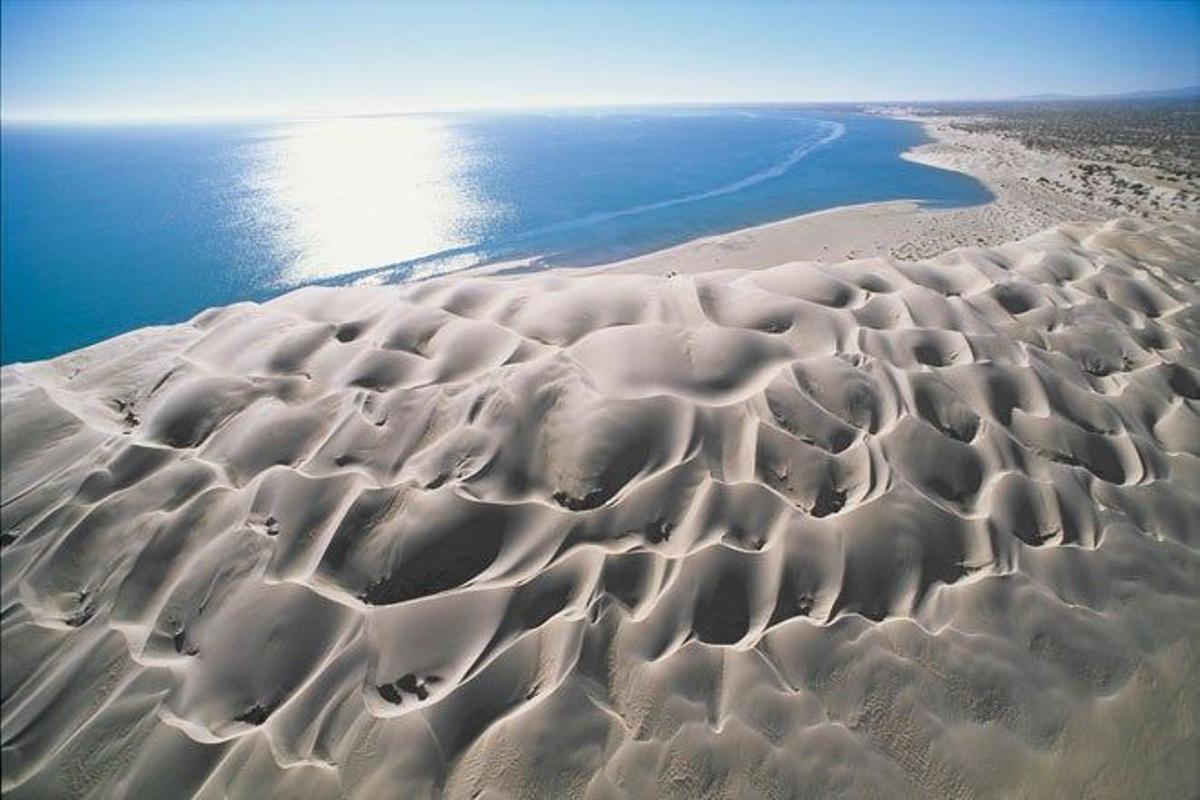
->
[2,219,1199,798]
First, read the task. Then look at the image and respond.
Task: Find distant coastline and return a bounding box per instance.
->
[467,117,1010,279]
[552,105,1199,277]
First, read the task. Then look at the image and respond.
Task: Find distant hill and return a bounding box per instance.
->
[1014,85,1200,102]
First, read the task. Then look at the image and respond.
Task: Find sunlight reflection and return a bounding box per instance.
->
[242,116,498,283]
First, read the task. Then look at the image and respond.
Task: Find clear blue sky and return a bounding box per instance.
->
[2,0,1197,121]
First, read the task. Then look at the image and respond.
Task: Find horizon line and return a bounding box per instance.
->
[3,83,1197,126]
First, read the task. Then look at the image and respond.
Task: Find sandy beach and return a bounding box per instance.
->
[546,110,1199,278]
[3,112,1199,798]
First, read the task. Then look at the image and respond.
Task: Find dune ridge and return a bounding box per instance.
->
[2,218,1199,798]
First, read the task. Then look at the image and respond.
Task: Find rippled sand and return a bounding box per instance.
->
[2,219,1198,798]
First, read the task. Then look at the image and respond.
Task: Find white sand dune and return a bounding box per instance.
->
[2,219,1199,798]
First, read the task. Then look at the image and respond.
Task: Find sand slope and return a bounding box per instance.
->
[2,219,1199,798]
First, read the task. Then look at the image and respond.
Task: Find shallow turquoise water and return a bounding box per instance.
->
[0,107,990,363]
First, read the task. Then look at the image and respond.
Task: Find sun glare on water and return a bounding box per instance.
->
[242,116,498,284]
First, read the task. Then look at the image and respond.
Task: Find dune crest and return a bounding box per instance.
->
[3,219,1199,798]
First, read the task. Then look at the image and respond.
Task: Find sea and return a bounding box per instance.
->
[0,107,991,363]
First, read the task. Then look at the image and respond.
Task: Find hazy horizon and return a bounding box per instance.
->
[3,0,1197,123]
[4,89,1200,127]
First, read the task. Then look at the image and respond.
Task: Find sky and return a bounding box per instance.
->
[2,0,1198,122]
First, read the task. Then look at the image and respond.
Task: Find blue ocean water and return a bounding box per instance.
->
[0,107,990,363]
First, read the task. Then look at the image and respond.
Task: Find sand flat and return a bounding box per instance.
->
[2,218,1199,798]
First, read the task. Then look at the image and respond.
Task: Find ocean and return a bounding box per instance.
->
[0,107,990,363]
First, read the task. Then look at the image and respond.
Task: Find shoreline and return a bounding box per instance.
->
[478,197,930,278]
[470,109,1191,279]
[577,113,1109,274]
[460,115,993,279]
